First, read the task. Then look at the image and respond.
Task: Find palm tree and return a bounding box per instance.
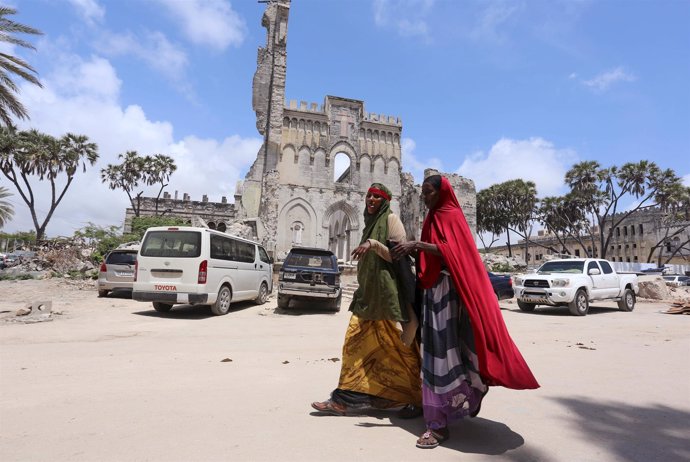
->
[0,185,14,227]
[0,7,43,127]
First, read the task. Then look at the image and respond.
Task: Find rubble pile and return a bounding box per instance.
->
[1,239,98,279]
[480,253,527,272]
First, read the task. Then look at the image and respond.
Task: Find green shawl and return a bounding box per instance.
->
[349,183,406,321]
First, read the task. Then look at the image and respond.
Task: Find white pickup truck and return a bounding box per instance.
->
[512,258,639,316]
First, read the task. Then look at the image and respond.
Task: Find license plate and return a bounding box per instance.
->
[117,271,133,277]
[283,273,296,280]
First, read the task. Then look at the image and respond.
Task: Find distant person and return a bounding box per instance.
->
[392,175,539,449]
[311,183,422,418]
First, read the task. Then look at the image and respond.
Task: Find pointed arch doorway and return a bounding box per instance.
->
[323,201,359,262]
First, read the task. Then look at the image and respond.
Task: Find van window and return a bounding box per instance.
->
[210,234,255,263]
[258,247,270,264]
[236,241,256,263]
[141,231,201,258]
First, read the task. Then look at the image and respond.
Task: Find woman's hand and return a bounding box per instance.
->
[391,241,416,260]
[351,240,372,260]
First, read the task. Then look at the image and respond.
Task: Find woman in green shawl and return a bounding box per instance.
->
[311,183,422,417]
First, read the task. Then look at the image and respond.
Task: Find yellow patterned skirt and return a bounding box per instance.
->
[337,315,422,407]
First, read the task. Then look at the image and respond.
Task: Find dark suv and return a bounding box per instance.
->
[278,247,342,311]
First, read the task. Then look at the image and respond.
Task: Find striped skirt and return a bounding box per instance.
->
[421,271,487,429]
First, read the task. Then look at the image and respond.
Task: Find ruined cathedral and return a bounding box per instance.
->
[126,0,476,259]
[235,0,475,259]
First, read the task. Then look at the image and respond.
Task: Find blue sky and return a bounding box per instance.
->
[3,0,690,237]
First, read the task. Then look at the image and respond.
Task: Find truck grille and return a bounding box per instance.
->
[525,279,550,288]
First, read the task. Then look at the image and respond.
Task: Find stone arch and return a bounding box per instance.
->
[322,200,360,260]
[372,155,386,183]
[359,154,372,187]
[386,158,400,183]
[329,141,357,183]
[278,197,318,253]
[280,143,296,163]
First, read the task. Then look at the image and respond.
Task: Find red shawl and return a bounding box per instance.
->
[418,177,539,390]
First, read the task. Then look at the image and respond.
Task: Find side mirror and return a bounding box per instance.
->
[588,268,601,276]
[338,265,344,273]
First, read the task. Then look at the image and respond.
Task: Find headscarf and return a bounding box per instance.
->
[418,176,539,390]
[349,183,406,321]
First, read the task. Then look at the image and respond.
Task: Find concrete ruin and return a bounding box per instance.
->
[125,0,477,259]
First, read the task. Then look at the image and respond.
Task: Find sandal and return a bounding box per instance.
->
[311,400,347,416]
[470,387,489,418]
[397,404,423,419]
[416,428,449,449]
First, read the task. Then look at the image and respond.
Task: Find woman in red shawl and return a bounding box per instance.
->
[392,175,539,449]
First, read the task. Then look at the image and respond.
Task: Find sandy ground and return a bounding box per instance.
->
[1,277,689,462]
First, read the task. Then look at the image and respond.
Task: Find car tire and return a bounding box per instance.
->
[152,302,173,312]
[254,282,269,305]
[98,289,109,298]
[617,288,636,312]
[517,301,536,312]
[329,295,342,312]
[211,285,232,316]
[568,289,589,316]
[277,294,290,310]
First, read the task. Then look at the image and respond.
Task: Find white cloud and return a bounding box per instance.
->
[373,0,435,40]
[456,137,578,196]
[401,137,442,183]
[154,0,247,50]
[95,30,189,83]
[5,53,261,237]
[682,174,690,187]
[469,2,521,43]
[67,0,105,25]
[582,67,636,91]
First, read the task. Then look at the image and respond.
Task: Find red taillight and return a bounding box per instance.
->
[99,261,107,272]
[198,260,208,284]
[134,260,138,282]
[508,277,513,287]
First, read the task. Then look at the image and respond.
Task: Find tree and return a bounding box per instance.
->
[101,151,177,217]
[537,193,596,257]
[476,186,505,250]
[500,179,538,260]
[564,160,683,259]
[0,7,43,127]
[645,185,690,265]
[0,127,98,239]
[0,185,14,227]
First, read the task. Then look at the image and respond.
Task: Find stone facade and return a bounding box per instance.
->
[488,209,690,266]
[124,191,236,233]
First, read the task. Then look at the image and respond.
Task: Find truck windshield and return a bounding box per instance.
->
[537,261,585,274]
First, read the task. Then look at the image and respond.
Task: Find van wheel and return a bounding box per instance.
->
[211,285,232,316]
[617,288,635,312]
[277,294,290,310]
[98,289,109,298]
[153,302,172,312]
[254,282,269,305]
[568,289,589,316]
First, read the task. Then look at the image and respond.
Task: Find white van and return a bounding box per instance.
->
[132,226,273,315]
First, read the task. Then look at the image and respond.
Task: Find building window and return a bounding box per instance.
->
[624,227,628,236]
[626,257,630,262]
[633,243,637,248]
[616,227,620,237]
[634,256,638,262]
[575,249,580,257]
[631,226,635,236]
[639,224,644,234]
